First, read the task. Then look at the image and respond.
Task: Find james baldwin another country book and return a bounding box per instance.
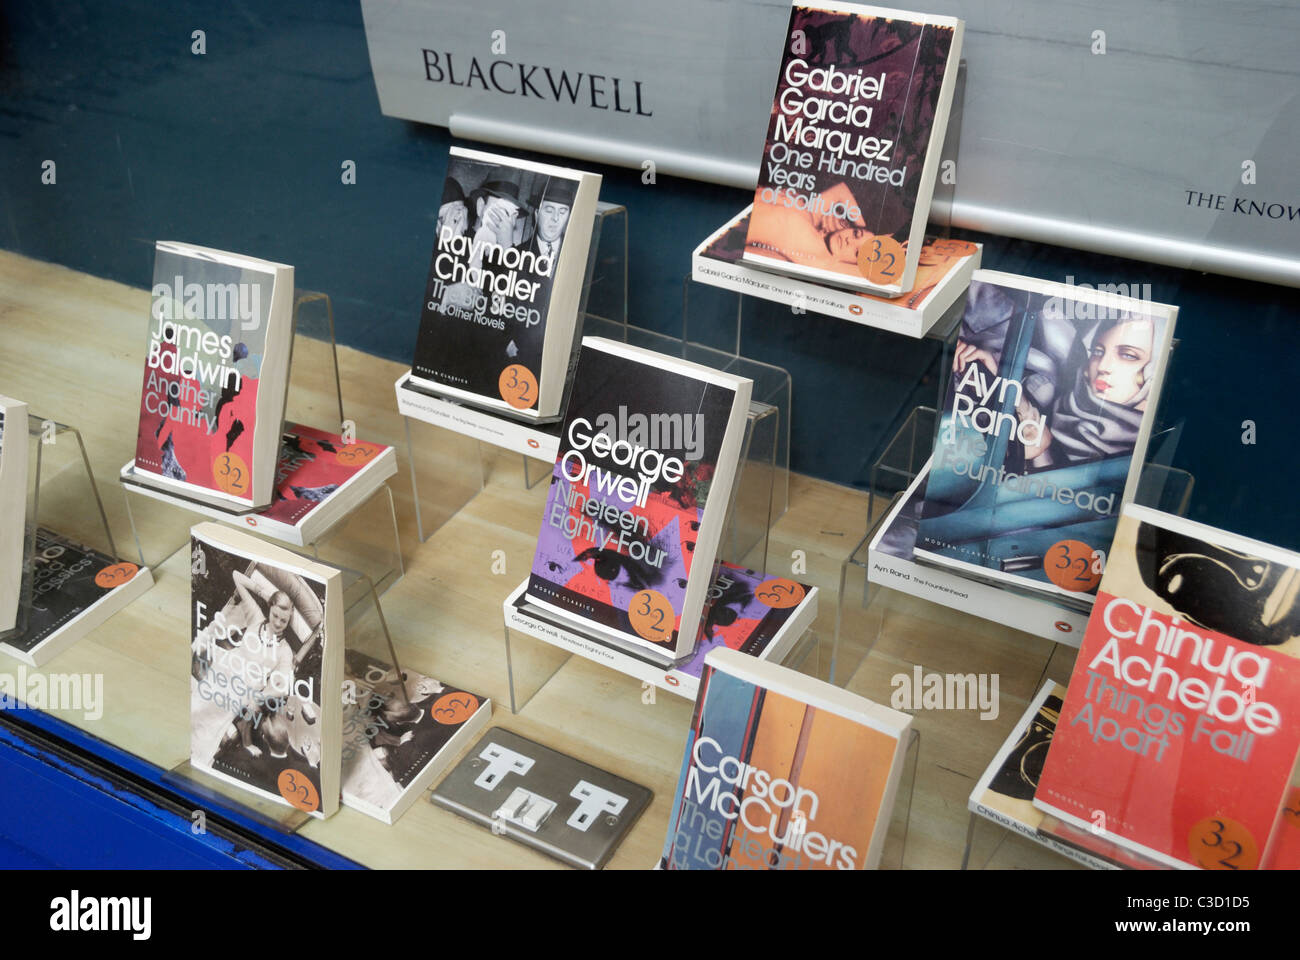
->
[410,147,601,419]
[661,646,912,869]
[1034,505,1300,870]
[525,337,752,659]
[133,242,294,510]
[0,394,29,634]
[915,270,1176,603]
[744,2,963,297]
[189,522,343,819]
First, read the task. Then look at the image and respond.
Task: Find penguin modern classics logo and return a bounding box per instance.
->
[49,890,151,940]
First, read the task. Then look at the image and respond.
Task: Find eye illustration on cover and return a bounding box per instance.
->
[1135,521,1300,647]
[988,694,1061,801]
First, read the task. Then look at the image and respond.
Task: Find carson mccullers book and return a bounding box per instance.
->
[526,337,752,659]
[189,523,343,819]
[915,270,1176,603]
[410,147,601,419]
[745,3,963,297]
[1034,506,1300,870]
[661,647,912,870]
[133,242,294,509]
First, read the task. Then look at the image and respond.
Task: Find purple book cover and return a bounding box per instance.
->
[678,563,812,679]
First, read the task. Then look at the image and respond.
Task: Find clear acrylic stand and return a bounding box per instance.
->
[165,565,403,834]
[880,728,921,870]
[118,291,403,595]
[1,414,148,643]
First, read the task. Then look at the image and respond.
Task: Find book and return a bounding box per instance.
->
[0,528,153,667]
[868,459,1091,641]
[124,424,397,546]
[660,646,912,869]
[133,242,295,510]
[915,270,1177,602]
[745,3,964,297]
[189,522,343,819]
[1033,505,1300,870]
[410,147,601,419]
[506,563,817,700]
[0,395,29,634]
[525,337,752,658]
[340,651,490,825]
[697,205,979,337]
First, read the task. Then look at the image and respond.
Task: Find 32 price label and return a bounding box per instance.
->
[95,562,139,589]
[857,236,905,285]
[1188,817,1258,870]
[755,578,804,609]
[213,452,250,496]
[499,365,538,410]
[629,589,675,643]
[335,442,381,467]
[1044,540,1103,592]
[277,769,320,813]
[431,692,480,726]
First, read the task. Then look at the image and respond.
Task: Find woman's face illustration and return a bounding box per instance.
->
[1087,319,1153,404]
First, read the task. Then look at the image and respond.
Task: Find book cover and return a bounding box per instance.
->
[677,564,815,681]
[0,396,29,634]
[1033,505,1300,870]
[915,270,1176,601]
[0,528,150,666]
[340,650,490,824]
[411,147,600,418]
[526,337,751,657]
[697,205,979,335]
[661,646,912,869]
[745,3,963,296]
[134,242,292,508]
[189,524,342,818]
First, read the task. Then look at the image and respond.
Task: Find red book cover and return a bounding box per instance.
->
[1035,504,1300,870]
[260,425,390,531]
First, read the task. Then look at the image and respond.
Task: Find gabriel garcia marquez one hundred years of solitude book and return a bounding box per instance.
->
[189,522,343,818]
[410,147,601,419]
[744,2,963,297]
[1034,505,1300,870]
[915,270,1177,603]
[133,242,294,510]
[526,337,752,659]
[661,646,912,869]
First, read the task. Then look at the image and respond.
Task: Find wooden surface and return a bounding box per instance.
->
[0,250,1082,869]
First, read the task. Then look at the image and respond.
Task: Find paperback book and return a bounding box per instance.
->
[189,522,343,819]
[0,395,29,634]
[697,205,979,336]
[0,528,152,667]
[661,646,912,869]
[915,270,1177,602]
[526,337,752,658]
[745,2,964,296]
[410,147,601,419]
[133,242,294,510]
[1033,505,1300,870]
[341,650,490,824]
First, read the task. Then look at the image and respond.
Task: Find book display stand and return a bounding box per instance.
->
[395,202,628,542]
[118,291,405,598]
[165,563,404,834]
[0,414,155,653]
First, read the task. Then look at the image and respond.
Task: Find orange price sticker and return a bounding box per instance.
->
[629,589,675,643]
[94,562,139,589]
[277,769,320,813]
[1188,817,1258,870]
[431,692,480,726]
[213,452,251,496]
[498,365,539,410]
[755,578,805,609]
[335,442,381,467]
[857,236,906,285]
[1044,540,1103,592]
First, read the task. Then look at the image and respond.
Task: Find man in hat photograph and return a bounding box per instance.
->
[524,177,577,263]
[438,166,531,311]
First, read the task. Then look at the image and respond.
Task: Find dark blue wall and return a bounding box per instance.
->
[2,1,1296,547]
